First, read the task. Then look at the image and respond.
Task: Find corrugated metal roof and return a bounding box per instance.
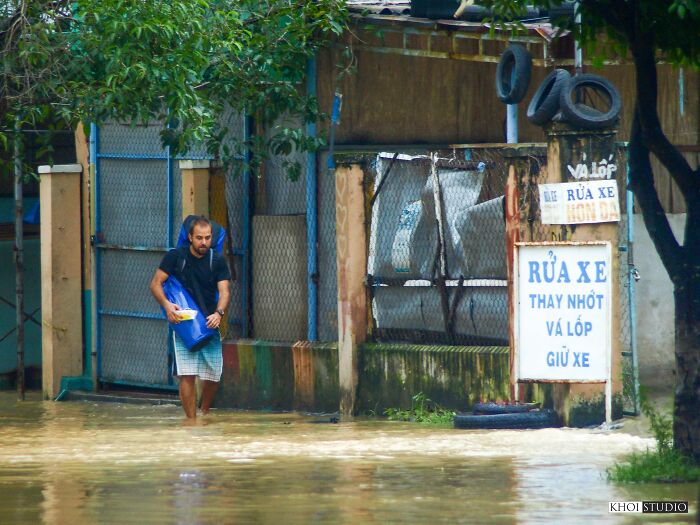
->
[347,1,571,30]
[347,0,411,16]
[346,2,568,43]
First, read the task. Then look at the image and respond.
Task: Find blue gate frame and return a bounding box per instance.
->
[91,121,251,390]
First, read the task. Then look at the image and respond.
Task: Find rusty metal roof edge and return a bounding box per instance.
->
[349,12,559,40]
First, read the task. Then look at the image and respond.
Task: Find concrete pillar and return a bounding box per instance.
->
[507,125,622,425]
[335,163,368,416]
[545,124,622,424]
[39,164,84,399]
[504,145,546,401]
[209,162,230,336]
[179,160,211,218]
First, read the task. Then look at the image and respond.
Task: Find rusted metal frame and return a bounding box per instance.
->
[350,21,545,64]
[517,379,607,384]
[369,152,400,208]
[368,277,507,286]
[430,154,453,341]
[348,24,626,66]
[447,275,466,336]
[353,42,546,65]
[95,244,169,252]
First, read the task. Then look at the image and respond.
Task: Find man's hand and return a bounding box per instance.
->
[206,311,222,329]
[165,302,181,324]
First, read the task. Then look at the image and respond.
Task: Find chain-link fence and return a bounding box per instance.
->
[96,121,175,387]
[250,121,308,342]
[366,148,512,346]
[93,117,639,407]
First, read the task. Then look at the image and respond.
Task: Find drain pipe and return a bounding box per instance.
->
[89,123,99,391]
[574,2,583,75]
[306,58,318,341]
[506,104,518,144]
[626,163,641,415]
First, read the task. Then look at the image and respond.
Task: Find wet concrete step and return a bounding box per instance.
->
[61,390,181,406]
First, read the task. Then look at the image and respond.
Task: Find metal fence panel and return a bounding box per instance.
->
[318,152,338,342]
[99,250,164,315]
[367,150,509,345]
[100,317,170,386]
[98,122,167,157]
[252,215,307,341]
[99,158,169,247]
[96,122,173,387]
[96,115,250,387]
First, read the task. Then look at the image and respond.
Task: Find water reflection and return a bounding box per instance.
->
[0,393,696,524]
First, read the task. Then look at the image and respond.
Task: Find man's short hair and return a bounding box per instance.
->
[188,215,212,235]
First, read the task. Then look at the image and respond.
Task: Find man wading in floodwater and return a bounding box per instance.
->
[150,216,231,419]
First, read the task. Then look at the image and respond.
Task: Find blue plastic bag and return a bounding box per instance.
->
[162,277,217,351]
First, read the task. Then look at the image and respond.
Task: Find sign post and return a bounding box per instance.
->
[514,241,613,423]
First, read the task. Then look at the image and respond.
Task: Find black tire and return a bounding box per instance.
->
[527,68,570,126]
[547,1,575,21]
[559,73,622,129]
[410,0,429,18]
[496,44,532,104]
[453,409,559,429]
[451,5,490,21]
[472,402,540,415]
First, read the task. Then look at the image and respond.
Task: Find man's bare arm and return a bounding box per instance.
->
[150,269,181,324]
[205,280,231,329]
[216,279,231,313]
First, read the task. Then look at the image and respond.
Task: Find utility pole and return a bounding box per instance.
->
[14,120,25,401]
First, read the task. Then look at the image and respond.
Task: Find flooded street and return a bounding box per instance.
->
[0,393,696,524]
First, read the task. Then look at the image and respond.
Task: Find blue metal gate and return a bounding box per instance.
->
[92,121,250,389]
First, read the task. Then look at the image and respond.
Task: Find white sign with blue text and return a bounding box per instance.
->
[539,180,620,225]
[516,243,611,382]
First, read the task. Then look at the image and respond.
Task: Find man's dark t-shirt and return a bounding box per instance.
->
[159,247,231,316]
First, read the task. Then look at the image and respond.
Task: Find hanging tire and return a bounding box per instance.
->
[496,44,533,104]
[472,402,540,415]
[526,68,570,126]
[454,409,559,429]
[558,73,622,129]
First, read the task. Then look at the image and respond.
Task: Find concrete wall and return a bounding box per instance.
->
[0,239,42,377]
[214,340,339,412]
[213,340,512,414]
[633,213,685,391]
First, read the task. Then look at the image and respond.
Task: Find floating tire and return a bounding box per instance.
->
[472,402,540,415]
[454,409,559,429]
[496,44,532,104]
[526,68,570,126]
[559,73,622,129]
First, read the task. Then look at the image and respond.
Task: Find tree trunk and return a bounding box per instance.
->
[625,30,700,464]
[673,268,700,463]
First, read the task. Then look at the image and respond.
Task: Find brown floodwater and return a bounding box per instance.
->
[0,392,696,524]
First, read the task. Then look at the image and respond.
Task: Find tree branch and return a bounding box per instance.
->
[628,106,684,283]
[629,13,700,206]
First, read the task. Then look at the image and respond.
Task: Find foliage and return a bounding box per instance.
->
[384,392,456,424]
[0,0,349,176]
[608,392,700,483]
[480,1,700,66]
